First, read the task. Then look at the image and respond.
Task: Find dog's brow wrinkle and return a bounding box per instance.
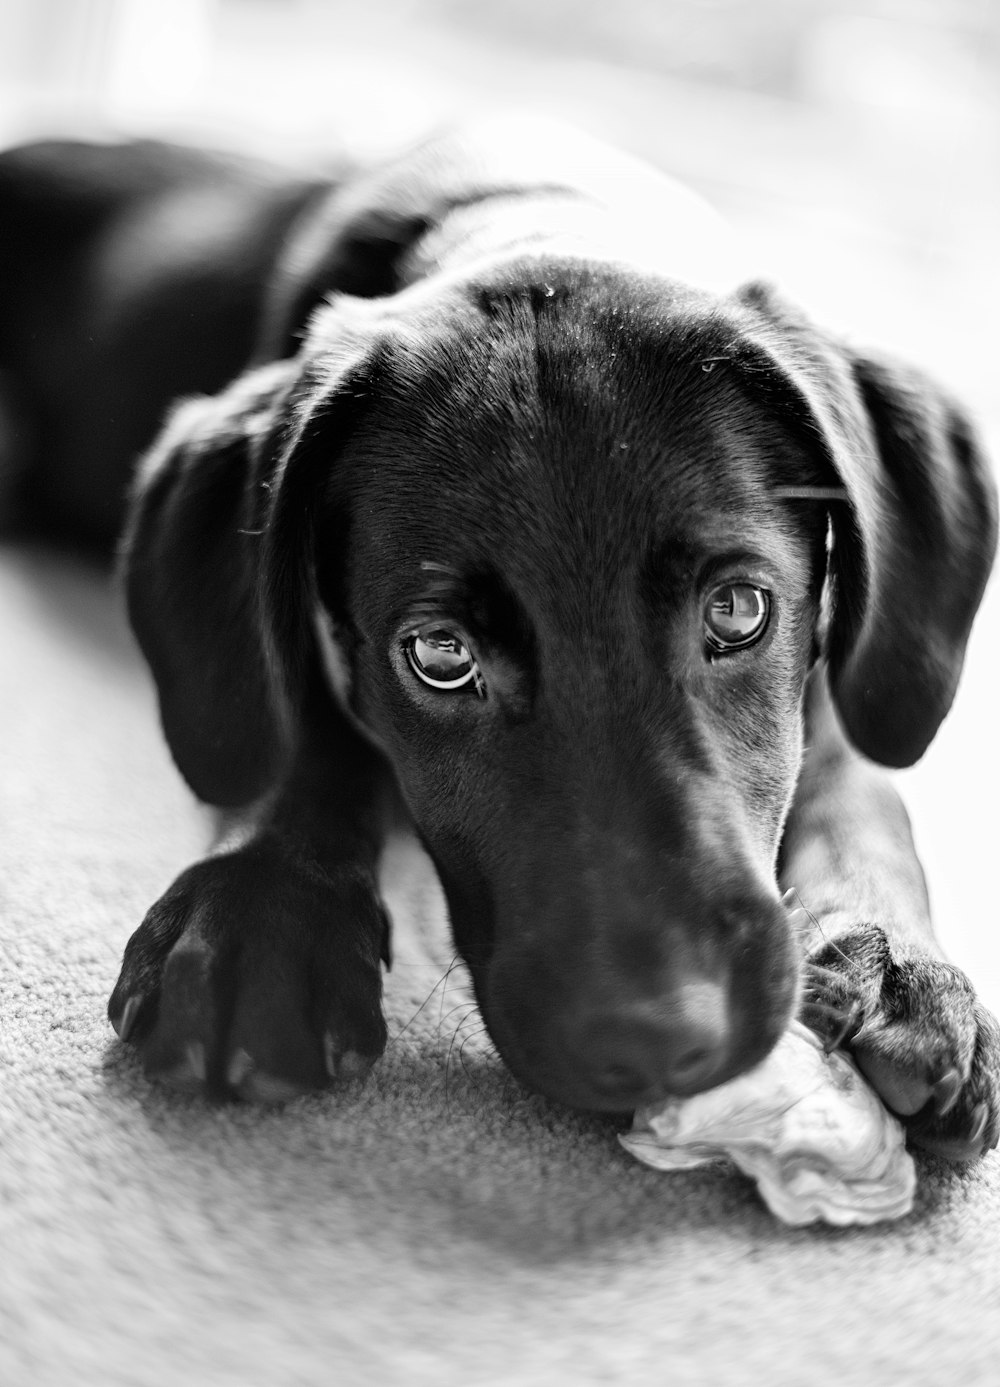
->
[775,487,849,502]
[419,560,461,576]
[406,567,468,616]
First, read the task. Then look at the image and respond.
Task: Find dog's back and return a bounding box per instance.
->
[0,138,330,546]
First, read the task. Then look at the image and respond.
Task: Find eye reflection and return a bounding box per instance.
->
[704,584,770,651]
[405,626,485,694]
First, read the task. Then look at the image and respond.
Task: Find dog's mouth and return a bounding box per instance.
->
[478,1001,791,1115]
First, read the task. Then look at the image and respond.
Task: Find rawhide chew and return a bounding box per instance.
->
[619,1020,916,1226]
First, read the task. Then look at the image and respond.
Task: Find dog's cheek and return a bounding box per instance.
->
[348,646,501,847]
[383,736,506,972]
[703,663,806,859]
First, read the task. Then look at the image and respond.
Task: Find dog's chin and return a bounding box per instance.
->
[492,1045,780,1117]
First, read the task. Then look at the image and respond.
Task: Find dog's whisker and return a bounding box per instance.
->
[445,1008,480,1047]
[384,962,460,982]
[454,1019,489,1047]
[390,959,464,1042]
[435,999,480,1032]
[457,1033,484,1085]
[441,1004,496,1104]
[436,955,466,1029]
[784,885,864,974]
[443,1013,468,1112]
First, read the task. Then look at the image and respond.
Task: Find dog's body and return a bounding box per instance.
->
[2,116,997,1157]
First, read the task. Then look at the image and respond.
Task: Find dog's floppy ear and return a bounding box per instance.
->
[732,282,998,767]
[124,343,375,807]
[834,348,997,763]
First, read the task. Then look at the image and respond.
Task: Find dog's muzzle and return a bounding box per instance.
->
[473,895,800,1113]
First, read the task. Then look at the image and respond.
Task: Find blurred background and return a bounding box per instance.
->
[1,0,998,1002]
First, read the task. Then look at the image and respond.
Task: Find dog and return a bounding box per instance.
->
[2,115,997,1158]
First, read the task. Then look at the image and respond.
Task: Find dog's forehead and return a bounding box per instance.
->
[335,263,806,567]
[383,257,736,408]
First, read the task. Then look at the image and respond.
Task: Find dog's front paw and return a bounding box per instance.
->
[107,846,389,1101]
[801,924,1000,1161]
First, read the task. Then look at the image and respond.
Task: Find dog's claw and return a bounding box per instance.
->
[186,1041,206,1083]
[227,1047,254,1089]
[799,1000,858,1053]
[240,1070,309,1104]
[156,1040,208,1093]
[828,1000,863,1052]
[324,1032,376,1083]
[931,1066,962,1117]
[970,1101,989,1146]
[914,1102,991,1162]
[786,911,811,942]
[337,1050,376,1082]
[781,889,811,938]
[798,962,864,1053]
[224,1047,311,1103]
[112,994,142,1042]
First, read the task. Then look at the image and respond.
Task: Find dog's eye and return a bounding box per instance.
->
[405,626,484,694]
[704,584,770,652]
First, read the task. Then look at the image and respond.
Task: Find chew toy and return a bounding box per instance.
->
[619,1021,916,1226]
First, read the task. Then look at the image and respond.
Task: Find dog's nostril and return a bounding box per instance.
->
[669,1044,714,1079]
[593,1061,647,1096]
[575,983,732,1103]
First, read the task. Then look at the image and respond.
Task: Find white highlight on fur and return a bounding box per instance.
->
[774,486,849,502]
[313,605,354,707]
[312,605,393,758]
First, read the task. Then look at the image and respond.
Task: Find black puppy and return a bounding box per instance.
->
[2,116,996,1157]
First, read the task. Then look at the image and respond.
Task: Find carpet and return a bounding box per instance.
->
[1,540,999,1387]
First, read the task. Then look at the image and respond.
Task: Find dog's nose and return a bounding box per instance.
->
[576,981,731,1104]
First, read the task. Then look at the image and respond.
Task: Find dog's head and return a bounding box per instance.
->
[125,259,997,1111]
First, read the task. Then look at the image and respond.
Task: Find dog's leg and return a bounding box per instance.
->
[779,665,1000,1159]
[108,700,394,1102]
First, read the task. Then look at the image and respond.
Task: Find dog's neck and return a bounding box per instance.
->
[399,179,752,298]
